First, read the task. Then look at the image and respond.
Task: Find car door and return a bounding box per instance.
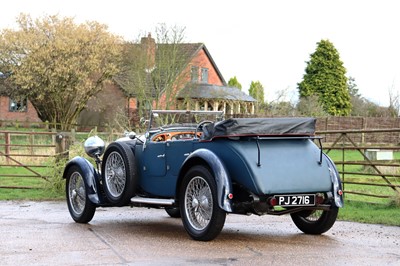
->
[165,139,194,176]
[142,141,167,177]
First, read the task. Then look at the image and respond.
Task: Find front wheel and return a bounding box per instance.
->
[66,165,96,223]
[180,165,226,241]
[290,207,339,234]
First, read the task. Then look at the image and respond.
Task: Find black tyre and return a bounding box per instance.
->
[290,207,339,234]
[180,165,226,241]
[66,165,96,223]
[101,142,137,206]
[165,207,181,218]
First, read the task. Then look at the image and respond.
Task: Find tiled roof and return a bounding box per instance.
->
[114,42,227,97]
[177,83,256,102]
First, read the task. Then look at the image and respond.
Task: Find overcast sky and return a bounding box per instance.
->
[1,0,399,106]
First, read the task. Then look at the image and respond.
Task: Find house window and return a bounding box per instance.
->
[191,66,199,82]
[201,68,208,83]
[9,98,27,112]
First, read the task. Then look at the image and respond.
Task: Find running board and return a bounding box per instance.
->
[130,196,175,206]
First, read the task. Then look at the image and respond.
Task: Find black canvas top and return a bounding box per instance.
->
[202,117,316,140]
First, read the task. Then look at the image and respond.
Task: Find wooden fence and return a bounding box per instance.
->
[1,128,399,204]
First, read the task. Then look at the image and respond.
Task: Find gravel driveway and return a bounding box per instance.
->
[0,200,399,265]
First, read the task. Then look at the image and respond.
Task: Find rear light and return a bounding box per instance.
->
[268,197,277,206]
[338,190,343,196]
[227,193,233,200]
[316,194,325,204]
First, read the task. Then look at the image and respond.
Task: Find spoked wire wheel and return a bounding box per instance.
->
[104,151,127,199]
[66,165,95,223]
[185,176,213,230]
[180,165,226,241]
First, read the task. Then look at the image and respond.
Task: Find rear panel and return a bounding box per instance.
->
[197,138,332,195]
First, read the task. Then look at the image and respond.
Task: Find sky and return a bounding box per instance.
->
[1,0,399,107]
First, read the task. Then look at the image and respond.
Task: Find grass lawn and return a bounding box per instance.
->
[338,200,400,226]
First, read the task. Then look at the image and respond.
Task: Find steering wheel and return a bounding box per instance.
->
[195,120,213,138]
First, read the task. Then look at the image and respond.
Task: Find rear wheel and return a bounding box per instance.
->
[180,165,226,241]
[165,207,181,218]
[102,142,137,206]
[66,165,96,223]
[290,207,339,234]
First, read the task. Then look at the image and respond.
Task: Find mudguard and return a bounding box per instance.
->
[324,153,344,207]
[63,156,102,205]
[181,148,233,212]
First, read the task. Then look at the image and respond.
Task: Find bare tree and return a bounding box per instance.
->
[117,24,190,116]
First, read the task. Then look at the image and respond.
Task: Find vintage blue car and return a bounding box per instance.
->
[63,110,343,241]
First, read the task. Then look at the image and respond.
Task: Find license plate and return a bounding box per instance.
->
[275,194,315,207]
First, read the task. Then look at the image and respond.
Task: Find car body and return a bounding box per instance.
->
[63,110,343,241]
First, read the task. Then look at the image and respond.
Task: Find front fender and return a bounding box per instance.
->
[63,156,102,205]
[180,149,233,212]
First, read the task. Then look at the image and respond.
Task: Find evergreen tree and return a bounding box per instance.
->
[298,39,351,116]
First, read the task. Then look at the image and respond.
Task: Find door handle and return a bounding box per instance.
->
[157,154,165,158]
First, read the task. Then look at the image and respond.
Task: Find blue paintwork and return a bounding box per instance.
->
[195,138,332,195]
[181,148,233,212]
[63,156,102,205]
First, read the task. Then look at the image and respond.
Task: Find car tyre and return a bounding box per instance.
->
[66,165,96,223]
[102,142,137,206]
[165,207,181,218]
[290,207,339,234]
[180,165,226,241]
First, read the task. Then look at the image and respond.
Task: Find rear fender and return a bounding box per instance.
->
[324,154,344,207]
[179,149,233,212]
[63,156,102,205]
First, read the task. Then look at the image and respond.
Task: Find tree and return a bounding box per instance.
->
[249,81,264,103]
[346,77,392,117]
[296,95,328,117]
[117,24,190,115]
[248,81,264,112]
[298,39,351,116]
[0,14,121,130]
[228,76,242,90]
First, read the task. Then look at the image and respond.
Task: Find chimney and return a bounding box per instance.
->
[141,33,156,71]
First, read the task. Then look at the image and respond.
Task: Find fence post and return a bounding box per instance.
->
[55,133,70,162]
[70,128,76,144]
[5,132,10,164]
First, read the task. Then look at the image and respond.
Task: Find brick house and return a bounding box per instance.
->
[79,34,255,127]
[0,72,41,124]
[0,96,41,124]
[1,35,255,127]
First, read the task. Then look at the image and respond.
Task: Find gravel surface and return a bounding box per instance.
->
[0,200,399,265]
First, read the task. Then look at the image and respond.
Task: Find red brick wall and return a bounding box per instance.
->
[0,96,42,122]
[189,48,224,86]
[157,47,225,109]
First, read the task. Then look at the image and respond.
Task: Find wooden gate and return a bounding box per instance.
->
[0,131,65,189]
[318,128,400,203]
